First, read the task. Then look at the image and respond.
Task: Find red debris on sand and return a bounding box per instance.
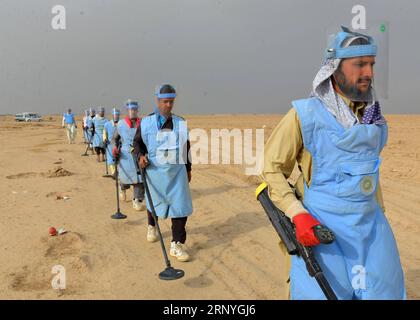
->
[49,227,57,236]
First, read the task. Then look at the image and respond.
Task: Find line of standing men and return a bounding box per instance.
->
[76,84,193,262]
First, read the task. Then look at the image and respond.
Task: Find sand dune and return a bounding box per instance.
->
[0,114,419,299]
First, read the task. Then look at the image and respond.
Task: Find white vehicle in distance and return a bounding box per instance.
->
[15,112,43,122]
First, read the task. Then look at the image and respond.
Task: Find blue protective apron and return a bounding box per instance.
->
[116,118,142,185]
[92,116,108,148]
[83,117,89,143]
[63,113,75,124]
[140,113,193,219]
[290,97,406,300]
[104,120,117,165]
[86,116,95,143]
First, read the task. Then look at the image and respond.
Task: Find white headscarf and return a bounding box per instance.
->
[310,58,379,129]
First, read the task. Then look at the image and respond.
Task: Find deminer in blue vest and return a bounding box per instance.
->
[90,106,108,163]
[261,26,405,299]
[62,108,77,144]
[111,100,145,212]
[133,84,193,262]
[82,110,90,144]
[103,108,120,178]
[86,107,96,152]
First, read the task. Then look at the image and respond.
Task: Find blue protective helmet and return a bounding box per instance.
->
[155,84,177,99]
[324,26,377,60]
[125,99,139,109]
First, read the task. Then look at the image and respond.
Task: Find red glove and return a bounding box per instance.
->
[112,146,119,158]
[292,213,321,247]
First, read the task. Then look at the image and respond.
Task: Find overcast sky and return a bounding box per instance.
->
[0,0,418,115]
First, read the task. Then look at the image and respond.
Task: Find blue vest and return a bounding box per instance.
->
[104,120,117,165]
[92,116,108,148]
[141,113,193,218]
[63,113,75,124]
[86,116,95,143]
[116,118,142,185]
[83,117,89,142]
[289,97,405,300]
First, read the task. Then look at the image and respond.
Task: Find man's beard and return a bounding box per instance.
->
[333,69,372,101]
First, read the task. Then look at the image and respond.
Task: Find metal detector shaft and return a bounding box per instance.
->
[103,141,112,177]
[115,156,120,212]
[82,127,95,156]
[140,166,172,269]
[110,145,126,219]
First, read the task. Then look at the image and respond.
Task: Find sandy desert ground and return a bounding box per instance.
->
[0,114,419,299]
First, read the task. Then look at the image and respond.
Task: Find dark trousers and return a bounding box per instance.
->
[120,183,145,201]
[94,147,105,155]
[147,210,188,244]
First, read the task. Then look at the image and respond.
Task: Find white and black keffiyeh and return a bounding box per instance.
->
[310,58,386,129]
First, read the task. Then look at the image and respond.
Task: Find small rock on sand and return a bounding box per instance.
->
[47,166,73,178]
